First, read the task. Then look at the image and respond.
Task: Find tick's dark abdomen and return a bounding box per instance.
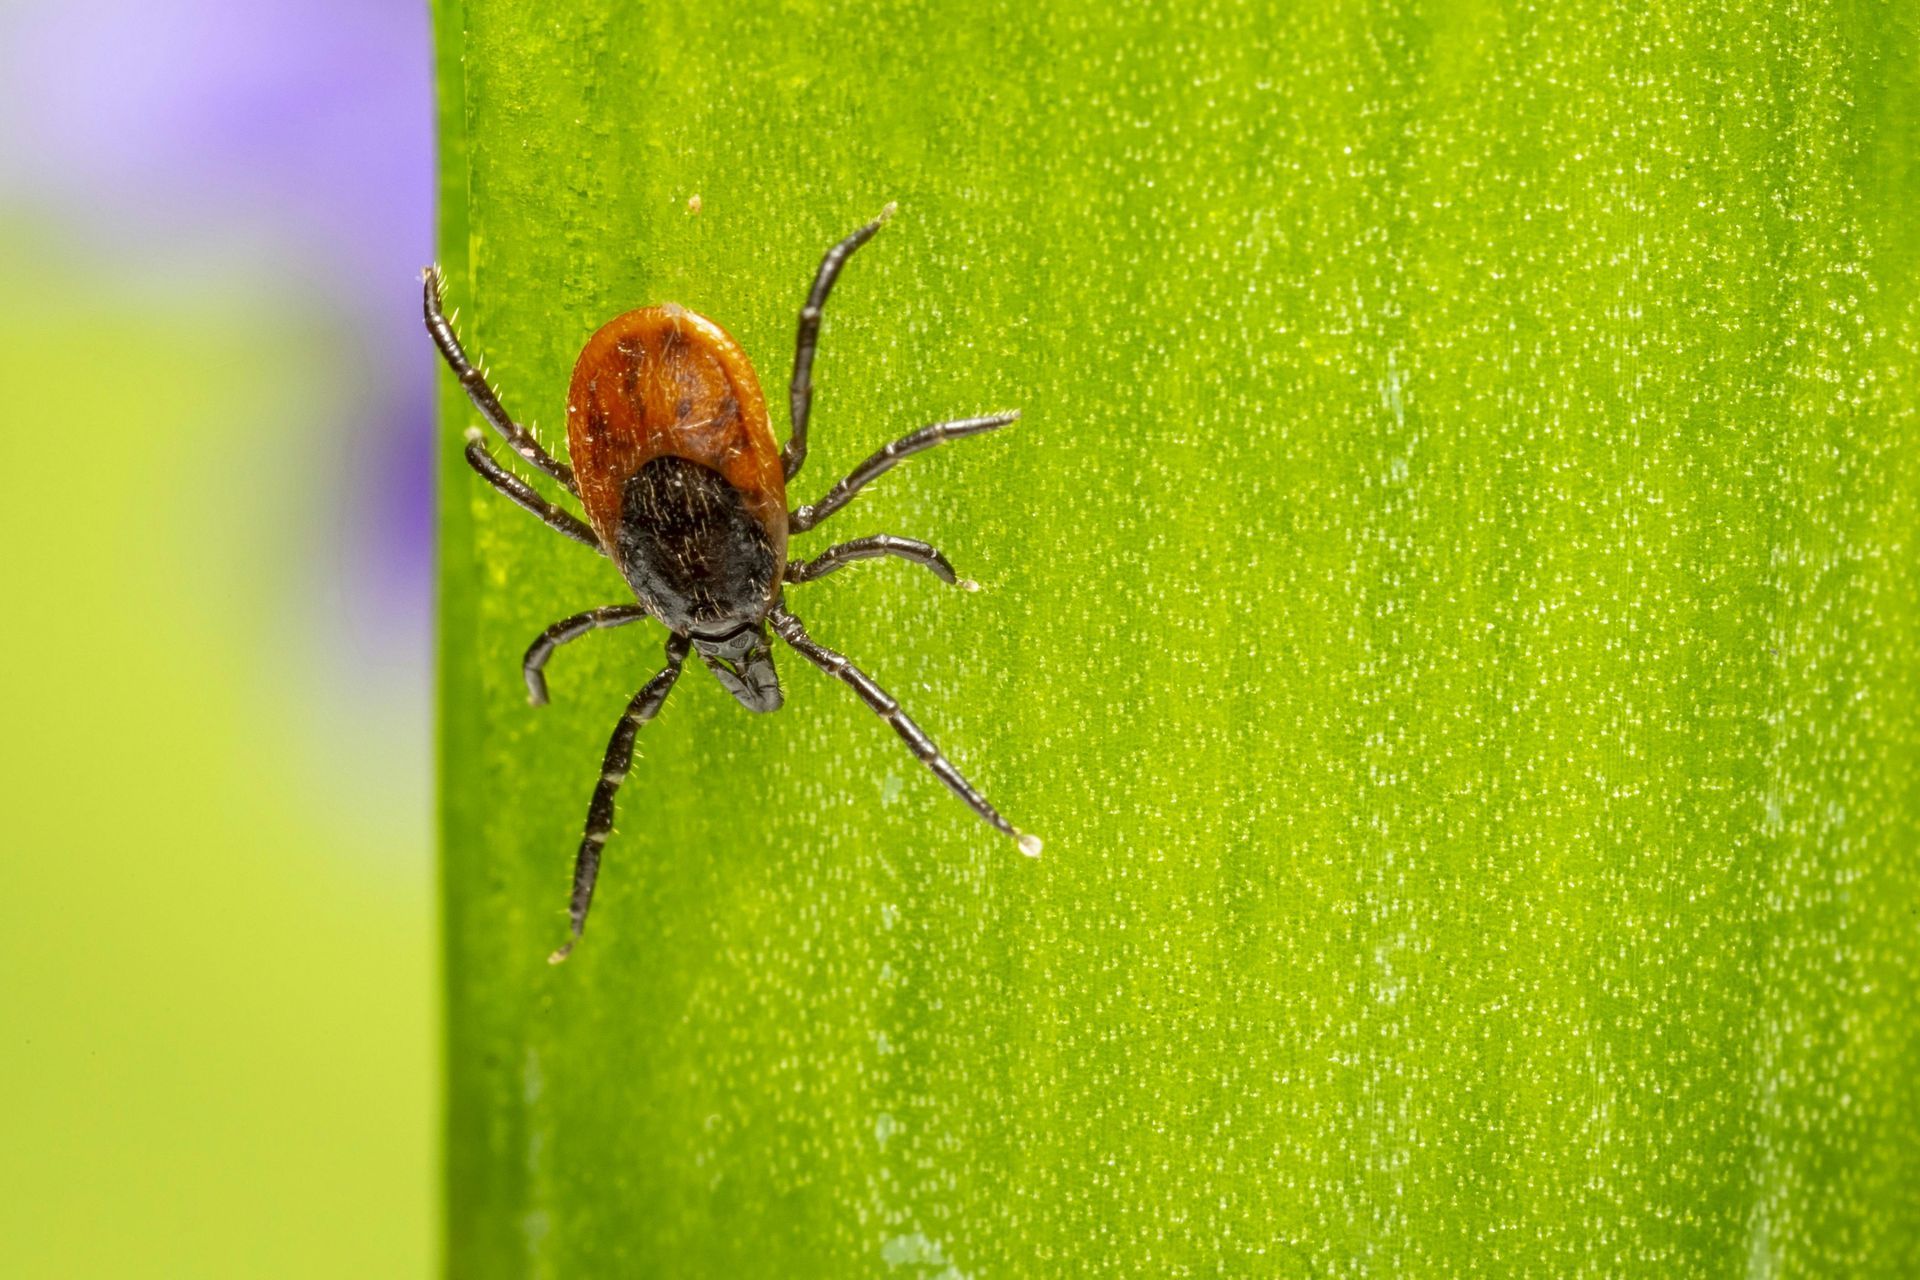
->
[616,456,777,633]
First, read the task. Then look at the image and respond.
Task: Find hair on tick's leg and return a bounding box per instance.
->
[784,534,966,587]
[463,430,603,551]
[767,604,1040,858]
[424,264,579,495]
[523,604,652,706]
[783,203,897,483]
[550,634,690,965]
[789,411,1020,534]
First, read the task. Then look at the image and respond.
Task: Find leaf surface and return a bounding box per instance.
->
[438,2,1920,1273]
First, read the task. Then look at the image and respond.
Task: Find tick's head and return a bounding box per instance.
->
[692,623,782,713]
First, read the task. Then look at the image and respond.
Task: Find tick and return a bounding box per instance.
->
[425,205,1041,963]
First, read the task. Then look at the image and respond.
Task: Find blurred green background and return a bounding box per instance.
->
[0,3,435,1274]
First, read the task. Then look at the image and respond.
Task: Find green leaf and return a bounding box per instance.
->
[437,2,1920,1273]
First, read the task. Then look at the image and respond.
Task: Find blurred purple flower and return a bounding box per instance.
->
[2,0,430,281]
[1,0,436,682]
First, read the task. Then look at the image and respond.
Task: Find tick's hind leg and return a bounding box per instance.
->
[550,633,690,964]
[463,430,602,551]
[523,604,652,705]
[424,265,578,494]
[784,204,896,482]
[784,534,973,589]
[789,412,1020,533]
[768,604,1039,857]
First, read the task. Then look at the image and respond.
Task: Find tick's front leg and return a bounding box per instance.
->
[550,633,690,964]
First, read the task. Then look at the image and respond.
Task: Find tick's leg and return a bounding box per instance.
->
[768,604,1039,857]
[424,264,578,494]
[784,204,896,482]
[789,412,1020,533]
[784,534,972,589]
[463,430,602,552]
[523,604,652,706]
[550,633,691,964]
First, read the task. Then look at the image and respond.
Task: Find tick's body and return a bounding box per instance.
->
[426,207,1039,962]
[570,307,788,630]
